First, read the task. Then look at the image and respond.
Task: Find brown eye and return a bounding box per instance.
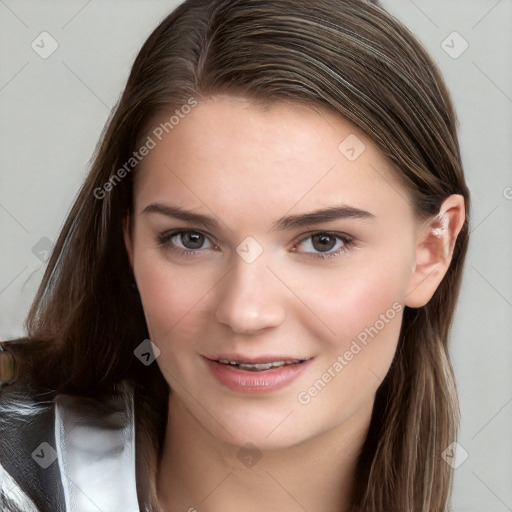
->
[157,230,215,254]
[294,231,353,259]
[311,233,337,252]
[179,231,205,249]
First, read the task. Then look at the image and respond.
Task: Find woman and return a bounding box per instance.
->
[0,0,470,510]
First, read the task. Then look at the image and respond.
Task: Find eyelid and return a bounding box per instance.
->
[291,231,354,259]
[157,228,217,244]
[157,228,219,254]
[293,230,353,247]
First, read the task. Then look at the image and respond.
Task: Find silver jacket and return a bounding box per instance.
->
[0,383,140,511]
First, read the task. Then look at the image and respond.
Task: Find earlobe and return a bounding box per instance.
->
[405,194,465,308]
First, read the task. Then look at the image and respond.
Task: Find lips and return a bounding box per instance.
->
[203,355,313,393]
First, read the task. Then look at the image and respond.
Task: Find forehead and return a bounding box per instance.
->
[133,96,413,223]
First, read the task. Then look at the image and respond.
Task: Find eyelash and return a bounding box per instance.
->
[156,230,354,260]
[156,230,218,257]
[294,231,354,260]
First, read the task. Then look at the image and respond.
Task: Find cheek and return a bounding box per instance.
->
[335,271,403,348]
[292,253,409,353]
[290,250,410,416]
[132,250,216,344]
[293,263,406,432]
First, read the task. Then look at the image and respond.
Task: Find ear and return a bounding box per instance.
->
[405,194,466,308]
[123,214,134,268]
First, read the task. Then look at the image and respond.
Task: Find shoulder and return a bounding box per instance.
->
[0,382,140,512]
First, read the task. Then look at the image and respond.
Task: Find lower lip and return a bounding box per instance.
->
[204,358,313,393]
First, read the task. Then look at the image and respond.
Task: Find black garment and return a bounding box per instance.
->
[0,382,139,512]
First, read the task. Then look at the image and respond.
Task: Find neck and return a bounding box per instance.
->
[157,394,373,512]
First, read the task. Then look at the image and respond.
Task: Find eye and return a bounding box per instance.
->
[294,232,353,259]
[157,230,216,255]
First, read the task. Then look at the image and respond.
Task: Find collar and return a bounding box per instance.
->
[54,384,140,511]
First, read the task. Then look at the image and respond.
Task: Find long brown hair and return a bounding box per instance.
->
[3,0,470,510]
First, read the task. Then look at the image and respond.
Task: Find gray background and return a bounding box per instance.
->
[1,1,511,510]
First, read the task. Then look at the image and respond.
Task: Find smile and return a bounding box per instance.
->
[203,356,313,393]
[216,359,309,371]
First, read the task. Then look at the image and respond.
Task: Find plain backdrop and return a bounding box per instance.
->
[1,1,511,510]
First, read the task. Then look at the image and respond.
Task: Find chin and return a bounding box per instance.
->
[193,396,320,452]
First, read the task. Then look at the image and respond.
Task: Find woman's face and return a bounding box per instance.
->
[125,96,423,450]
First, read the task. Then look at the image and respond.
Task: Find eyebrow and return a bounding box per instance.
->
[141,203,375,232]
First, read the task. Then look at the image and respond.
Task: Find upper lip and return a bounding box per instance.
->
[203,354,312,364]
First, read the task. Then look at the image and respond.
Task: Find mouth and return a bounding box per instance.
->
[202,355,313,393]
[215,358,310,372]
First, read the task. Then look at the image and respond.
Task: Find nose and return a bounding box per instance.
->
[215,258,286,335]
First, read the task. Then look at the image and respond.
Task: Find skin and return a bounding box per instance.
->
[124,96,465,512]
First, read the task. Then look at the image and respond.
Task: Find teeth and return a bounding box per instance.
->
[217,359,306,371]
